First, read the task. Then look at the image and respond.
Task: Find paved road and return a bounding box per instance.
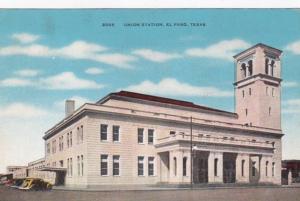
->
[1,186,300,201]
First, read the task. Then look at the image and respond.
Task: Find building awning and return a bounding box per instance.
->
[39,167,67,172]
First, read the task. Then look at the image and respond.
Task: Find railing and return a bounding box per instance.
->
[156,133,274,149]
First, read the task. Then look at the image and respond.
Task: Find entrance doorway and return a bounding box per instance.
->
[223,153,237,183]
[193,151,209,183]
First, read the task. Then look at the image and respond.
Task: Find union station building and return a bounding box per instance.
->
[14,43,284,187]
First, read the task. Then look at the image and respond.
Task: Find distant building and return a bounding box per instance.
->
[282,160,300,184]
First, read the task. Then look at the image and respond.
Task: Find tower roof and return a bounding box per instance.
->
[233,43,282,59]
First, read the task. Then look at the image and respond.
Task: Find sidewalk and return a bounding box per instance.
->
[53,183,300,192]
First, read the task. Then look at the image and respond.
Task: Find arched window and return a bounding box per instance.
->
[270,60,275,76]
[248,60,253,76]
[265,58,269,75]
[266,161,269,177]
[241,63,246,78]
[174,157,177,176]
[252,161,256,176]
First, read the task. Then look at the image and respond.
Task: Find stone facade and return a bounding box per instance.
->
[41,43,283,187]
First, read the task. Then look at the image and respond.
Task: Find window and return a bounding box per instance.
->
[248,60,253,76]
[77,156,80,176]
[59,160,64,167]
[52,140,56,154]
[100,124,108,141]
[77,127,80,144]
[214,158,218,176]
[241,160,245,177]
[67,158,70,176]
[170,131,176,136]
[174,157,177,176]
[81,155,84,176]
[241,63,246,78]
[266,161,269,177]
[113,155,120,176]
[148,129,154,144]
[52,161,56,167]
[249,88,252,96]
[46,143,50,155]
[272,88,275,97]
[265,58,269,75]
[266,86,269,96]
[113,125,120,142]
[242,90,245,98]
[183,157,187,176]
[138,128,144,144]
[245,108,248,116]
[70,158,73,176]
[101,155,108,176]
[269,107,271,116]
[252,161,256,176]
[148,157,154,176]
[270,60,275,76]
[67,133,69,148]
[80,126,83,142]
[70,132,72,147]
[61,136,64,150]
[138,156,144,176]
[272,162,275,177]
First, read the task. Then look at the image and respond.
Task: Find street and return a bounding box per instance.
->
[1,186,300,201]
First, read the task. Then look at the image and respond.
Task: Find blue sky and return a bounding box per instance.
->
[0,9,299,172]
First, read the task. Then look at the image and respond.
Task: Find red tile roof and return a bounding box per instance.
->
[106,91,236,115]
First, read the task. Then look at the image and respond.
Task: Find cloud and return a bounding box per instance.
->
[285,40,300,55]
[0,78,33,87]
[282,81,298,88]
[0,72,104,90]
[14,69,39,77]
[0,103,48,118]
[283,99,300,114]
[132,49,181,62]
[123,78,233,97]
[185,39,251,61]
[40,72,104,90]
[85,67,104,75]
[0,40,136,68]
[11,33,40,44]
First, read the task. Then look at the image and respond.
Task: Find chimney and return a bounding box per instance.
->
[65,100,75,117]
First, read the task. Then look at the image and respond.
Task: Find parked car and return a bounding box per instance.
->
[18,178,52,191]
[10,178,25,189]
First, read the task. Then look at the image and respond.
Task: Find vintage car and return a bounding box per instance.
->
[18,178,52,191]
[10,178,25,189]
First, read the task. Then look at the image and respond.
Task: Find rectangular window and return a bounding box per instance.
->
[101,155,108,176]
[148,129,154,144]
[252,162,256,177]
[272,162,275,177]
[67,158,70,176]
[266,161,269,177]
[138,128,144,144]
[77,127,80,144]
[80,126,83,143]
[183,157,187,176]
[70,158,73,176]
[272,88,275,97]
[70,132,72,147]
[148,157,154,176]
[61,136,64,150]
[46,143,50,154]
[266,87,269,96]
[67,133,70,148]
[245,108,248,116]
[242,160,245,177]
[59,160,64,167]
[249,88,252,96]
[242,90,245,98]
[52,140,56,154]
[113,155,120,176]
[81,155,84,176]
[101,124,108,141]
[138,156,144,176]
[214,158,218,176]
[113,125,120,142]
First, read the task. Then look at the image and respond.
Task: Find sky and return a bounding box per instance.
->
[0,9,299,173]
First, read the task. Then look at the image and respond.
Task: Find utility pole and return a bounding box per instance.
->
[190,116,193,188]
